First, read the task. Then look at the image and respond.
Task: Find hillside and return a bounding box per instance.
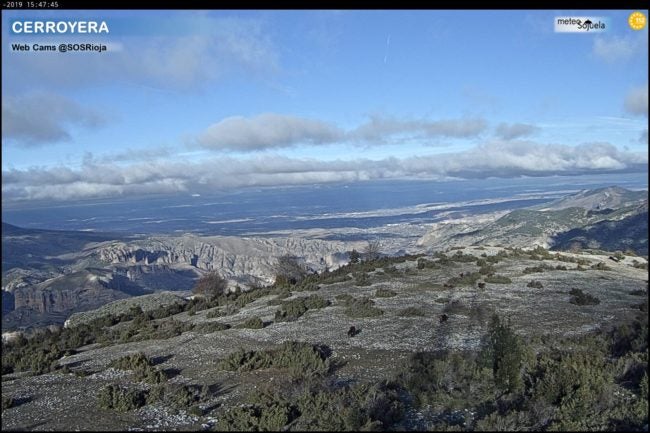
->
[2,246,647,431]
[418,187,648,253]
[550,203,649,255]
[2,228,366,331]
[534,186,647,211]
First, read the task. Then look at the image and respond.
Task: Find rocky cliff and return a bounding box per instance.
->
[96,235,361,285]
[2,232,365,331]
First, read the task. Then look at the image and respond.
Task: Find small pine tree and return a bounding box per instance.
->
[485,314,524,393]
[349,249,360,264]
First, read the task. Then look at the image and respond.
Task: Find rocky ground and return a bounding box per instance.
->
[1,246,647,431]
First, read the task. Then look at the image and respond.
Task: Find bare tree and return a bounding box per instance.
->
[364,240,381,261]
[275,255,308,286]
[192,271,228,299]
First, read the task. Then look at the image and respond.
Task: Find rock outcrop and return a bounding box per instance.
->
[96,235,361,285]
[2,233,365,331]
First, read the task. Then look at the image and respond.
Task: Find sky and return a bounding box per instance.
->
[1,9,648,205]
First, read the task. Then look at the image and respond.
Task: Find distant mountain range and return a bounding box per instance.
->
[418,186,647,253]
[533,186,647,211]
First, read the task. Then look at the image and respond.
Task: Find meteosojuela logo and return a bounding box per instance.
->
[554,16,608,33]
[10,20,109,34]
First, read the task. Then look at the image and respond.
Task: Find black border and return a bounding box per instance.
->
[2,1,650,11]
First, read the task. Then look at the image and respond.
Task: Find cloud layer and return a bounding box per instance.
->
[197,114,343,151]
[350,115,488,142]
[194,114,488,151]
[3,141,646,203]
[2,93,108,146]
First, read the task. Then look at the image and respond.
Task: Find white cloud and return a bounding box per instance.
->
[2,93,108,146]
[624,84,648,117]
[351,115,487,142]
[196,114,343,151]
[593,35,646,64]
[494,123,539,140]
[193,113,488,152]
[3,141,646,203]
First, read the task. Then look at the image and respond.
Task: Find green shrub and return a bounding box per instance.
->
[479,264,496,275]
[375,288,397,298]
[275,295,330,322]
[109,352,152,371]
[402,350,494,409]
[148,383,209,409]
[217,341,331,379]
[193,321,231,333]
[484,275,512,284]
[206,304,239,318]
[149,302,185,320]
[188,405,203,416]
[354,272,372,286]
[215,399,298,431]
[530,246,553,259]
[569,288,600,306]
[109,353,167,384]
[293,381,405,431]
[97,385,148,412]
[610,317,648,356]
[126,318,194,342]
[216,379,404,431]
[2,396,14,410]
[237,316,265,329]
[398,307,426,317]
[532,352,612,428]
[523,264,555,274]
[344,297,384,318]
[335,293,355,304]
[417,258,439,270]
[446,272,481,287]
[474,410,529,431]
[590,262,611,271]
[451,251,476,263]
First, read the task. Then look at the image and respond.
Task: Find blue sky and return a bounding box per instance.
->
[1,9,648,203]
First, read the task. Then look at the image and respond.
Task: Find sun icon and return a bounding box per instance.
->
[628,11,647,30]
